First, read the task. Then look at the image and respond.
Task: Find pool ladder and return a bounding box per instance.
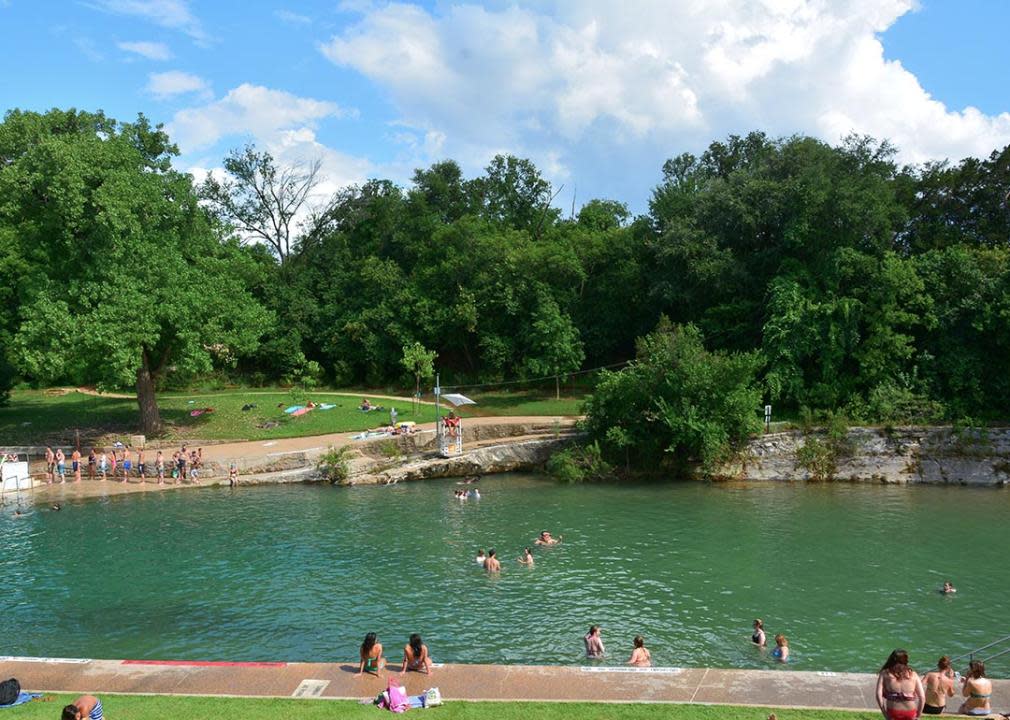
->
[950,634,1010,666]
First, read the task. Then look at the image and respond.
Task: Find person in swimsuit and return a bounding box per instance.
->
[484,548,501,574]
[156,450,165,485]
[518,547,534,566]
[87,449,96,480]
[61,694,104,720]
[55,448,66,483]
[535,530,562,546]
[229,462,238,487]
[45,446,55,484]
[137,448,145,481]
[876,649,924,720]
[71,448,81,482]
[584,625,605,659]
[177,451,187,483]
[356,632,385,676]
[628,635,651,666]
[941,581,956,594]
[752,619,766,647]
[923,655,955,714]
[958,659,992,716]
[109,449,117,479]
[771,634,789,663]
[121,447,132,482]
[476,549,486,565]
[400,633,433,675]
[98,450,108,480]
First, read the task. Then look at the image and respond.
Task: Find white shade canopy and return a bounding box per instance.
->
[441,393,476,406]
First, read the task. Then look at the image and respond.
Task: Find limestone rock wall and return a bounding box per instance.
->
[718,426,1010,485]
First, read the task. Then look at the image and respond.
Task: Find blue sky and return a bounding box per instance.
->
[2,1,1009,214]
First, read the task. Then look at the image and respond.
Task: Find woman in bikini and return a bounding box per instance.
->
[771,634,789,663]
[751,619,766,647]
[876,649,924,720]
[400,633,433,675]
[922,655,954,714]
[356,632,385,676]
[628,635,651,666]
[958,660,992,716]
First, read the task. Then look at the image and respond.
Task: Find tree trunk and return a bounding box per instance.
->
[136,350,163,436]
[556,375,560,400]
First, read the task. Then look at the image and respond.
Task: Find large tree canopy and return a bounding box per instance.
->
[0,108,270,434]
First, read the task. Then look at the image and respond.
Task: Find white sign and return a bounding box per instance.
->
[1,462,31,491]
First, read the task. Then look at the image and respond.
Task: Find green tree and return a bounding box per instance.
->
[523,290,584,399]
[583,320,763,475]
[400,341,437,414]
[0,109,270,434]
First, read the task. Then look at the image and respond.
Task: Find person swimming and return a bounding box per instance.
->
[518,547,534,566]
[467,488,480,499]
[771,634,789,663]
[628,635,651,667]
[535,530,562,546]
[476,549,487,565]
[752,619,766,647]
[484,548,500,573]
[941,581,956,594]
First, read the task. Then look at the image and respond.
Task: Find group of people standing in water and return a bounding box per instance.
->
[751,619,790,663]
[476,530,562,574]
[877,650,993,718]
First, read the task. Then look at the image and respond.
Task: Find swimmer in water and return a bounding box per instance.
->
[941,581,956,594]
[51,504,61,511]
[518,547,534,566]
[484,548,501,573]
[476,549,486,565]
[771,634,789,663]
[468,488,480,499]
[752,618,766,647]
[535,530,562,546]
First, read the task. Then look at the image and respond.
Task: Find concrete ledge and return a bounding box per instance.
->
[3,657,1008,711]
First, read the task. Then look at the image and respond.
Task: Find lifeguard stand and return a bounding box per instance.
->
[433,375,475,458]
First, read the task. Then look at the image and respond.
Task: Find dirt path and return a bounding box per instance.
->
[72,387,436,405]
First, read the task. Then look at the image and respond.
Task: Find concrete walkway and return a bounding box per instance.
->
[3,656,1008,712]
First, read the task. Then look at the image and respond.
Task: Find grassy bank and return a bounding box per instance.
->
[0,388,584,446]
[15,695,879,720]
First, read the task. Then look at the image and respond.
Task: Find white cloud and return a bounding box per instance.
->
[319,0,1010,203]
[118,40,172,60]
[275,9,311,25]
[86,0,209,43]
[146,70,210,99]
[73,37,104,62]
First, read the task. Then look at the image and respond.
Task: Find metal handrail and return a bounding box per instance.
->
[950,634,1010,663]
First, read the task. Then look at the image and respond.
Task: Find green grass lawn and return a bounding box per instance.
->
[0,388,585,446]
[14,694,880,720]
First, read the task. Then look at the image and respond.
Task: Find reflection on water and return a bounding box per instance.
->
[1,477,1007,673]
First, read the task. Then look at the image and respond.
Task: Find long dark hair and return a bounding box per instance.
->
[409,633,424,658]
[967,660,986,679]
[881,649,912,679]
[360,632,377,656]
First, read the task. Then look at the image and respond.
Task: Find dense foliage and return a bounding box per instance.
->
[583,321,764,473]
[3,106,1010,434]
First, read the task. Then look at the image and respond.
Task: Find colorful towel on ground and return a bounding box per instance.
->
[284,405,304,414]
[318,403,336,410]
[291,407,312,416]
[0,692,42,708]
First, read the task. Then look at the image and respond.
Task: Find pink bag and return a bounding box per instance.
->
[380,678,409,713]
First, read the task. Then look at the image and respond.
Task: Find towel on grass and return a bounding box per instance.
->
[0,692,42,708]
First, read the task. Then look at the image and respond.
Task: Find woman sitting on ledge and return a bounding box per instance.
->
[958,660,992,716]
[876,649,924,720]
[356,632,385,676]
[400,633,433,675]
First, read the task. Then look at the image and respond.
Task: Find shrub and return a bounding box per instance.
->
[794,411,851,481]
[317,445,353,485]
[546,442,613,483]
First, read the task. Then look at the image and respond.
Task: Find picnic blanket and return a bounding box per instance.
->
[0,692,42,708]
[284,405,304,414]
[291,407,312,417]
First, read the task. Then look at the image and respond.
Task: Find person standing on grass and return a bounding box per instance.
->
[87,448,96,480]
[55,448,66,483]
[71,447,81,482]
[45,446,55,484]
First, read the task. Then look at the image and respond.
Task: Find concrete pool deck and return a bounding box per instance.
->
[3,656,1008,713]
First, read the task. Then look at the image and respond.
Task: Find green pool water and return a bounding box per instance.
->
[1,476,1006,673]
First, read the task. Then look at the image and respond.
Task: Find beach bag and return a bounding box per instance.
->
[386,679,410,713]
[423,687,442,707]
[0,678,20,706]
